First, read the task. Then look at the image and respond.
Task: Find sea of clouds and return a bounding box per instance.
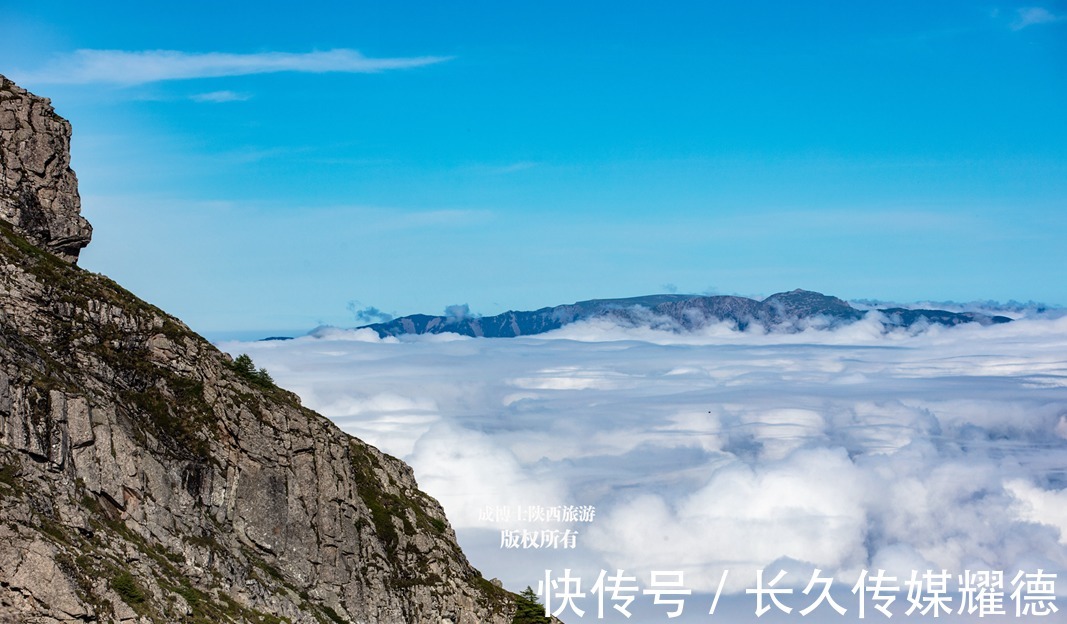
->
[223,312,1067,622]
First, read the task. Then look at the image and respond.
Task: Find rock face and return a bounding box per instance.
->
[0,75,513,623]
[0,76,92,263]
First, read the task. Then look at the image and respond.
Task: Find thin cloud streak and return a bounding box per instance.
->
[18,48,453,85]
[1011,7,1066,30]
[190,90,251,103]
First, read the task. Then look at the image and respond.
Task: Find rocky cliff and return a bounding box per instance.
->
[0,77,91,264]
[0,74,514,623]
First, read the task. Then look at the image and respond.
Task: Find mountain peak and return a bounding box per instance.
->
[761,289,860,318]
[0,74,92,263]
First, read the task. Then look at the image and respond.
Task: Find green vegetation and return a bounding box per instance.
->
[0,461,21,497]
[249,554,285,582]
[37,515,72,545]
[169,582,202,609]
[121,375,214,463]
[156,576,293,624]
[0,223,218,463]
[466,573,515,619]
[349,444,403,551]
[231,353,275,388]
[512,586,552,624]
[111,570,148,606]
[70,483,290,623]
[318,604,346,624]
[349,442,451,543]
[0,221,179,321]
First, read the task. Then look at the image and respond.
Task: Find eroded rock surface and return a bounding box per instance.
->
[0,75,92,264]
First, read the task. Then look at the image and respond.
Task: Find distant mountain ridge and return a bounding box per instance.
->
[361,289,1013,338]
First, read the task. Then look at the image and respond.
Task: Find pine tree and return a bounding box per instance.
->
[231,354,274,388]
[512,586,551,624]
[233,353,256,376]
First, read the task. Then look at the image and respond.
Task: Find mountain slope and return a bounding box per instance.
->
[363,289,1011,338]
[0,75,513,623]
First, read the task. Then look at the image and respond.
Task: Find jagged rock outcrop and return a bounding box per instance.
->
[0,76,92,264]
[0,75,514,623]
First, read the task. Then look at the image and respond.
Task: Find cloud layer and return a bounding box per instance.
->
[18,48,451,85]
[224,316,1067,618]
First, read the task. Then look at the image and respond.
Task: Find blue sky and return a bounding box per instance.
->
[3,1,1066,338]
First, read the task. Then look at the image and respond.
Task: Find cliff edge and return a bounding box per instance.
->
[0,74,513,623]
[0,77,91,264]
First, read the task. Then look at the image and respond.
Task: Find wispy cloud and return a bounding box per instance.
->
[388,208,493,229]
[215,145,306,165]
[346,302,394,325]
[190,90,251,103]
[462,161,540,175]
[491,161,538,174]
[1011,6,1066,30]
[17,48,453,85]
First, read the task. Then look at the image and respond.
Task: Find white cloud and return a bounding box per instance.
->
[1007,479,1067,543]
[1011,7,1066,30]
[407,423,567,528]
[18,48,452,85]
[226,316,1067,600]
[587,447,871,594]
[190,90,251,103]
